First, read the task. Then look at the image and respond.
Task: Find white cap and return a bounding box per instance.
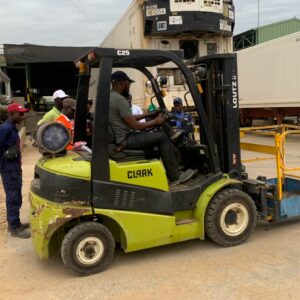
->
[53,89,69,100]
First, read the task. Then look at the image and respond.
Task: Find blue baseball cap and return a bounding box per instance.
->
[173,97,182,105]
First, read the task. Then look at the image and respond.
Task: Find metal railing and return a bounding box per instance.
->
[240,124,300,200]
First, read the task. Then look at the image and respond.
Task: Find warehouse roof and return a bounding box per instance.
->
[3,44,94,65]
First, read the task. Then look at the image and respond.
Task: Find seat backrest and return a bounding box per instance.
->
[108,123,116,144]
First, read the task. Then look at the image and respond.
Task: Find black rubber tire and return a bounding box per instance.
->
[205,189,257,247]
[61,222,115,276]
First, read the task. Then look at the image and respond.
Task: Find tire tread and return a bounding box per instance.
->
[61,222,115,276]
[205,189,257,247]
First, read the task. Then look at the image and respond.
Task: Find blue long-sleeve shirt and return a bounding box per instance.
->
[0,120,21,172]
[170,111,193,130]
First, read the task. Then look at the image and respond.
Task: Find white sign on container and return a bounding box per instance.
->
[169,16,183,25]
[157,21,167,31]
[146,6,166,17]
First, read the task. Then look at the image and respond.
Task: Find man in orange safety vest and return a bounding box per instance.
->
[56,98,76,150]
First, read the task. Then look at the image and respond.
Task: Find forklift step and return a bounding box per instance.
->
[176,218,198,225]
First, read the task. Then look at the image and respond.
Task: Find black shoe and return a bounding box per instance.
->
[19,223,30,230]
[169,179,180,187]
[8,225,31,239]
[10,227,31,239]
[8,223,30,232]
[169,169,197,187]
[178,169,197,183]
[170,129,185,141]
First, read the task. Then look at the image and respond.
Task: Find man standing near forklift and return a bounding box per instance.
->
[0,103,31,238]
[56,98,76,150]
[109,71,194,184]
[37,89,69,125]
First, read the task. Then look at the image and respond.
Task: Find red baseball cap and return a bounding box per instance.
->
[7,103,29,113]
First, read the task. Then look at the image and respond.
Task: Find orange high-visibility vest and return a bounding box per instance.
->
[56,114,74,150]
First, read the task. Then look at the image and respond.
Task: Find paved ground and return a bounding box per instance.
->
[1,135,300,300]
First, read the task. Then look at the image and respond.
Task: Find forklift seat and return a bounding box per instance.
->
[108,124,146,161]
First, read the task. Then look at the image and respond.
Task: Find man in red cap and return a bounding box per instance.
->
[0,103,31,238]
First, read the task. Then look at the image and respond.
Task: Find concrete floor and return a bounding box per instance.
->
[1,135,300,300]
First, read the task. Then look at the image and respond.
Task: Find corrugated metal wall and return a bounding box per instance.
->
[234,18,300,51]
[257,18,300,44]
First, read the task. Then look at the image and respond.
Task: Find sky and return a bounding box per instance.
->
[0,0,299,47]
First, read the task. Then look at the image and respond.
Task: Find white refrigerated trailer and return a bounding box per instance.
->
[91,0,235,110]
[237,31,300,125]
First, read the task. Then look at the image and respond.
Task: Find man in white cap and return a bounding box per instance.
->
[37,89,69,125]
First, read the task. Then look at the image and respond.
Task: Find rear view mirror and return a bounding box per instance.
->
[145,80,152,89]
[145,80,154,96]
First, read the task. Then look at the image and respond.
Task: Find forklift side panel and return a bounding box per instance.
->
[109,159,169,191]
[93,173,224,214]
[93,179,241,252]
[93,208,200,253]
[29,192,93,259]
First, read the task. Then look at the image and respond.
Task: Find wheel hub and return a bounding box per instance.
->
[225,210,238,225]
[220,202,249,237]
[76,237,104,265]
[83,243,96,259]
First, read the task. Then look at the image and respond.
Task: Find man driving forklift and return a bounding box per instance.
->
[109,71,195,185]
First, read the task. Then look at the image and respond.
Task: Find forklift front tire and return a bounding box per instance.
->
[61,222,115,276]
[205,189,257,247]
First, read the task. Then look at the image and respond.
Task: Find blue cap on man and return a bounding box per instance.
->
[173,97,183,105]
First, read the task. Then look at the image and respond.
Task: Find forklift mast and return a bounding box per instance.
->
[191,54,242,177]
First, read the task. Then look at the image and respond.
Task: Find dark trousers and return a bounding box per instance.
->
[1,171,22,229]
[124,131,179,181]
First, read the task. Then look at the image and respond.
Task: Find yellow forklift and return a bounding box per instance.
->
[29,48,300,276]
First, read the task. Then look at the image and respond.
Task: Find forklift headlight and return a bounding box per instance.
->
[36,122,71,155]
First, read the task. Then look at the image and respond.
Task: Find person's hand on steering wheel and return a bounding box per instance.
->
[159,108,169,118]
[154,113,167,126]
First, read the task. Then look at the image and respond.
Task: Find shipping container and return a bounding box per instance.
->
[237,31,300,125]
[93,0,235,110]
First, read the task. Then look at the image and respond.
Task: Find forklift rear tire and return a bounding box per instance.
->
[205,189,257,247]
[61,222,115,276]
